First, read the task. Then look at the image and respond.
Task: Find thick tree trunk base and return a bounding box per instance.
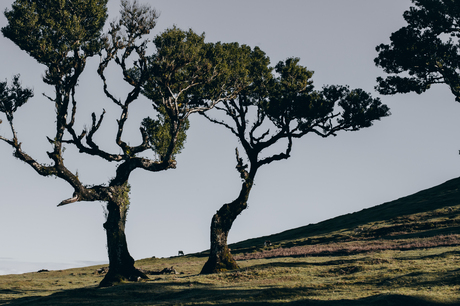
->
[200,247,239,274]
[201,173,253,275]
[99,267,148,287]
[100,197,146,287]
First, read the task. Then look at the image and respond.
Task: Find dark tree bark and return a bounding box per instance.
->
[99,198,147,287]
[2,1,239,288]
[201,182,253,274]
[200,57,390,275]
[201,150,255,274]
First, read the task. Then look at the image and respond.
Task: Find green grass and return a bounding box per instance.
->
[1,177,460,305]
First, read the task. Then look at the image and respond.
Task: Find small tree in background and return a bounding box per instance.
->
[200,56,390,274]
[375,0,460,101]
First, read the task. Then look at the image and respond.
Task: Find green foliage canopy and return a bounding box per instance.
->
[266,57,389,141]
[374,0,460,101]
[206,55,390,169]
[2,0,108,86]
[141,106,189,160]
[140,27,269,161]
[143,27,224,114]
[142,27,270,117]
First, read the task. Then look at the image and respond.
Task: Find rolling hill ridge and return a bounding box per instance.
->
[228,176,460,254]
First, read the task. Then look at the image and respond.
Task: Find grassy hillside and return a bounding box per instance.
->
[1,177,459,305]
[228,176,460,253]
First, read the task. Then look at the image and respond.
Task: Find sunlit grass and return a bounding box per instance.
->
[1,178,460,305]
[3,244,458,305]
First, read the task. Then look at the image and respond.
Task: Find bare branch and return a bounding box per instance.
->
[68,87,77,127]
[0,134,14,146]
[6,116,18,144]
[97,60,123,107]
[235,147,249,180]
[250,108,270,145]
[65,109,124,162]
[258,136,292,167]
[200,111,238,137]
[42,92,55,102]
[12,142,56,177]
[115,108,130,153]
[87,109,106,149]
[111,157,177,186]
[96,5,157,159]
[129,126,151,155]
[57,194,79,207]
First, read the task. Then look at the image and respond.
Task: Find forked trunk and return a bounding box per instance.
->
[200,179,253,274]
[99,199,147,287]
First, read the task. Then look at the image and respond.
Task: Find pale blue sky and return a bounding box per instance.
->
[1,0,459,274]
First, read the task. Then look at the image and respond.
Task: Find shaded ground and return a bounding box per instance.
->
[1,244,459,305]
[2,285,455,306]
[2,177,460,305]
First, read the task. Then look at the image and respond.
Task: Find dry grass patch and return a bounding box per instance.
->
[1,189,460,305]
[235,234,460,260]
[1,246,459,305]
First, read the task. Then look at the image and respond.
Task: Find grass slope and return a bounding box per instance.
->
[229,176,460,253]
[1,177,460,305]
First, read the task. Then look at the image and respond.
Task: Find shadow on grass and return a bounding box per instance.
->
[397,250,460,261]
[2,281,458,306]
[245,248,460,271]
[374,267,460,289]
[0,289,21,295]
[290,294,460,306]
[242,256,387,271]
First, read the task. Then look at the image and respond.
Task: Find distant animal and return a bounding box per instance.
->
[354,227,364,233]
[447,207,454,213]
[178,250,184,256]
[264,240,272,247]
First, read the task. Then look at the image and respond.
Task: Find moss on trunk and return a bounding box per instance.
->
[99,195,147,287]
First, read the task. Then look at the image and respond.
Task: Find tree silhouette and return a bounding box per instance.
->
[200,56,390,274]
[375,0,460,101]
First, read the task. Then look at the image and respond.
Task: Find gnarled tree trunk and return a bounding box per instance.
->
[99,198,147,287]
[200,178,254,274]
